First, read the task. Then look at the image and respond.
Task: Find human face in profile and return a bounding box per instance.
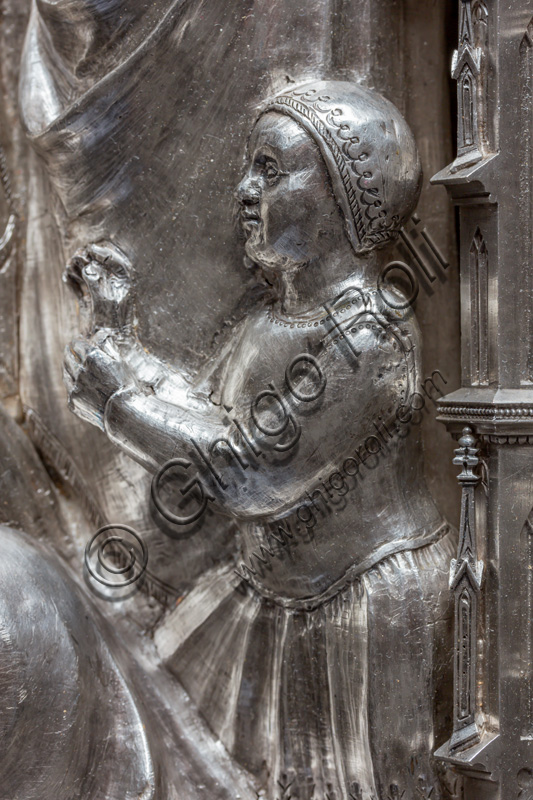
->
[235,112,344,273]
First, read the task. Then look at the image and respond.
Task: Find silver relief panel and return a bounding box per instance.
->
[0,2,473,799]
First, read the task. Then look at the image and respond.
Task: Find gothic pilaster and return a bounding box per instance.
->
[433,3,533,798]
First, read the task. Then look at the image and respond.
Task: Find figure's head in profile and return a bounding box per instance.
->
[236,80,422,275]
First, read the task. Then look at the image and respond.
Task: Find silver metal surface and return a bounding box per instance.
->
[0,1,487,798]
[59,78,455,799]
[434,2,533,798]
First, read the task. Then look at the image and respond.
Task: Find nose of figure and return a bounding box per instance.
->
[235,173,261,206]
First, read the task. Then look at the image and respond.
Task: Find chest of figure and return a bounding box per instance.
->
[220,310,329,418]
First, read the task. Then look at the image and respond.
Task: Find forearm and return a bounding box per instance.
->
[103,387,217,474]
[102,382,356,521]
[102,387,316,519]
[103,388,280,518]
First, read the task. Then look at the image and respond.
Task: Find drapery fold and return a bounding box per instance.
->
[158,531,455,800]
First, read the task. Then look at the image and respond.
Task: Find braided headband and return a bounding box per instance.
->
[261,93,400,253]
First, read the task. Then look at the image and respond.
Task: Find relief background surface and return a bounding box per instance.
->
[0,0,460,603]
[0,3,460,795]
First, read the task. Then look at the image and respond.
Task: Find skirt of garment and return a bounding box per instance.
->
[156,529,456,800]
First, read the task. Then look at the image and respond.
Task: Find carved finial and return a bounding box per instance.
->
[453,426,479,481]
[459,426,475,448]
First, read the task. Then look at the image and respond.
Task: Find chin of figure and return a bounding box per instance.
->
[244,234,309,274]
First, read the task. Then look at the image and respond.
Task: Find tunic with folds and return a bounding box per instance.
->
[155,524,455,800]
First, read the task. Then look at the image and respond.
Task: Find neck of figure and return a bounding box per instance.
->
[275,238,381,315]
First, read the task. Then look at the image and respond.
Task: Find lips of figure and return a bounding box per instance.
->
[240,207,261,234]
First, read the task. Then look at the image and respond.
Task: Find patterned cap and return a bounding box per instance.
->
[261,80,422,253]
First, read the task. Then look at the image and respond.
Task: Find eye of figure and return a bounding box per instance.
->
[254,153,282,183]
[265,160,279,180]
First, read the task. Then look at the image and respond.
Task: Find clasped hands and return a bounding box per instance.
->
[63,242,137,430]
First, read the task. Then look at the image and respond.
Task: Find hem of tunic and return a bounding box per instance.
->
[240,520,451,611]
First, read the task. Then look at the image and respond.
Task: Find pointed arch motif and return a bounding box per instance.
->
[470,228,489,385]
[472,1,488,47]
[472,0,488,20]
[460,67,475,147]
[449,430,484,751]
[451,0,483,168]
[460,0,474,44]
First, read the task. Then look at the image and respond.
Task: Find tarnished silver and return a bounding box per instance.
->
[449,427,484,753]
[60,79,455,798]
[434,2,533,798]
[0,2,467,799]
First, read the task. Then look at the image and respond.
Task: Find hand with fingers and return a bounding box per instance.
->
[64,242,134,336]
[63,335,136,430]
